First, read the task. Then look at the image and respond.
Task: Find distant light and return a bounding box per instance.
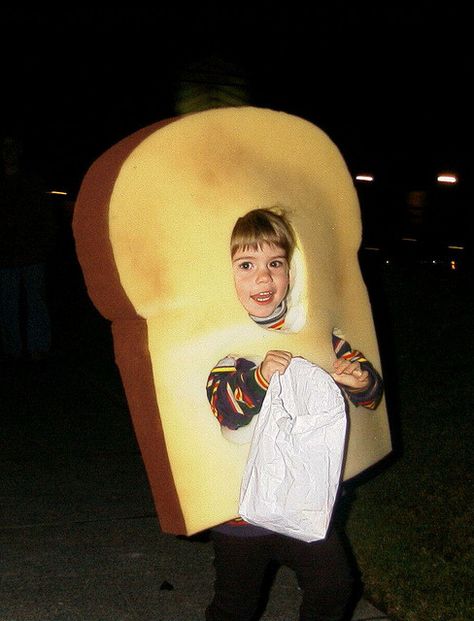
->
[355,175,374,182]
[48,190,68,195]
[450,260,457,270]
[448,245,464,250]
[401,237,417,242]
[437,174,457,184]
[364,247,381,251]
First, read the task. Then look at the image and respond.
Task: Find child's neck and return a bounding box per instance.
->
[249,299,287,330]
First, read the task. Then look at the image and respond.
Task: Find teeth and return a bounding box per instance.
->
[253,291,273,301]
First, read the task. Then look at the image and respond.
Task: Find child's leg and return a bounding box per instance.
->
[276,529,355,621]
[206,532,273,621]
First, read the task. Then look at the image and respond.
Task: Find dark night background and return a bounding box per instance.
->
[1,4,472,249]
[0,6,473,620]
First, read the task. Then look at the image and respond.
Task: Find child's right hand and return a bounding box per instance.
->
[260,350,292,382]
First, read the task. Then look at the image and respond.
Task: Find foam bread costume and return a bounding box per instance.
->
[72,106,391,537]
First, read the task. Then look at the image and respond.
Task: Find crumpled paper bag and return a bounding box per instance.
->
[239,357,347,542]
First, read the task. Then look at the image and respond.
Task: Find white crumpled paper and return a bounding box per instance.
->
[239,357,347,542]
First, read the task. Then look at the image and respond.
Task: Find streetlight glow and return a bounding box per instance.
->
[437,174,457,184]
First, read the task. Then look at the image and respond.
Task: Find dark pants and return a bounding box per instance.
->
[0,263,51,358]
[206,528,355,621]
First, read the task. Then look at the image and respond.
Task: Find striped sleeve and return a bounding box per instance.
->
[206,356,269,429]
[332,333,384,410]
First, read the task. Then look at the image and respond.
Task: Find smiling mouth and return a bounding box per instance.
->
[251,291,275,304]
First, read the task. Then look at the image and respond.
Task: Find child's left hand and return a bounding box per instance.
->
[331,357,370,390]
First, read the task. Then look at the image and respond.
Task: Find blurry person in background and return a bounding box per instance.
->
[0,135,57,365]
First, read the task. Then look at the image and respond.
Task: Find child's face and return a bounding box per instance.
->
[232,243,289,317]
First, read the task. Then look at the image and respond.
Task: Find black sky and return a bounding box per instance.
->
[2,5,472,194]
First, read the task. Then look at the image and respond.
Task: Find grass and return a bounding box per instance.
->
[345,259,474,621]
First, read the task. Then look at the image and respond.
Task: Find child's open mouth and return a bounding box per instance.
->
[251,291,275,304]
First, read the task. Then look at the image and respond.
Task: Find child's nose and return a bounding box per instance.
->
[256,266,272,282]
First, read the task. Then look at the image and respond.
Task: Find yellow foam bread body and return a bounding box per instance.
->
[73,106,391,536]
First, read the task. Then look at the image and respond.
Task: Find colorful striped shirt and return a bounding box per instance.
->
[206,333,383,430]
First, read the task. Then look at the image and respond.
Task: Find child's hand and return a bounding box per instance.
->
[260,350,292,382]
[331,357,370,390]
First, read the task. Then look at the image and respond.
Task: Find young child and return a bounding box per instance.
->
[205,208,383,621]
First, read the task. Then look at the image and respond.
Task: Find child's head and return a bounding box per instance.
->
[231,207,296,263]
[230,208,296,318]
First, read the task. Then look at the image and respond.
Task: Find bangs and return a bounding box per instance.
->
[231,232,288,257]
[230,208,296,260]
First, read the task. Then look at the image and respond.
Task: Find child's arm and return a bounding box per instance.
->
[331,334,383,410]
[206,356,269,429]
[206,351,292,429]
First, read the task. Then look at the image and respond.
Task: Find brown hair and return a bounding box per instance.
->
[230,207,297,261]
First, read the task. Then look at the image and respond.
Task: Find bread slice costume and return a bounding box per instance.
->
[72,106,391,536]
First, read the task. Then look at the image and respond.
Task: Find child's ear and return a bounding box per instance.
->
[288,257,296,285]
[288,267,293,286]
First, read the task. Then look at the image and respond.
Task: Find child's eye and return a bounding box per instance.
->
[239,261,252,270]
[269,260,284,268]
